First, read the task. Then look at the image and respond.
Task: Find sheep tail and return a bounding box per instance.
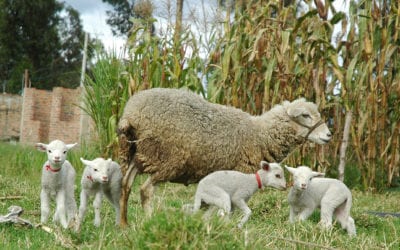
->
[117,118,136,174]
[117,118,138,227]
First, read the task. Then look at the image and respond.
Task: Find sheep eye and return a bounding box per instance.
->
[94,168,98,172]
[302,113,311,119]
[275,174,281,178]
[48,150,52,153]
[63,151,67,154]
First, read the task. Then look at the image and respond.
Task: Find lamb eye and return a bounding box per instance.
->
[48,150,52,153]
[302,113,311,119]
[275,174,281,178]
[63,151,67,154]
[94,168,98,172]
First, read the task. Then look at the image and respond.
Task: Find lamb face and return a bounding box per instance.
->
[81,158,112,183]
[285,166,325,191]
[259,161,286,190]
[286,99,332,145]
[36,140,77,167]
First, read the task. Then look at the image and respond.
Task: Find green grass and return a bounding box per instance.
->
[0,142,399,249]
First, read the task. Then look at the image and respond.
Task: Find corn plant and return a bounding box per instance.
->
[206,0,399,190]
[126,17,205,95]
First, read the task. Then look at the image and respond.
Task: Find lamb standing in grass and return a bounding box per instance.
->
[192,161,286,228]
[285,166,356,236]
[35,140,77,228]
[118,88,332,225]
[75,157,122,231]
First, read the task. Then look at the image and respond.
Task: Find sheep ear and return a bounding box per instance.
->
[80,157,93,167]
[66,143,78,150]
[287,106,308,118]
[285,165,296,174]
[107,158,112,163]
[312,171,325,178]
[35,143,47,152]
[260,161,270,171]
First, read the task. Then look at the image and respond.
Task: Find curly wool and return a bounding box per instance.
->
[119,88,317,185]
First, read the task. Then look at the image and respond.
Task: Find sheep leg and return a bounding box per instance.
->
[76,190,89,231]
[66,193,77,226]
[233,199,251,229]
[192,191,203,213]
[93,192,102,227]
[320,202,335,230]
[289,206,297,223]
[40,190,50,224]
[334,200,356,236]
[298,207,314,221]
[119,162,138,227]
[346,217,356,236]
[140,176,155,216]
[55,190,68,228]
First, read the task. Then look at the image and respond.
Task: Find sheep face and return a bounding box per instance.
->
[80,158,113,183]
[286,99,332,145]
[259,161,287,190]
[285,166,325,191]
[36,140,77,167]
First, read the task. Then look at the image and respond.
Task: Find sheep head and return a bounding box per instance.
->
[285,166,325,191]
[36,140,77,167]
[80,157,113,183]
[258,161,287,190]
[285,98,332,144]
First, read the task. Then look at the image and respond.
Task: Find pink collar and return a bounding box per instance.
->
[45,165,61,173]
[255,172,262,189]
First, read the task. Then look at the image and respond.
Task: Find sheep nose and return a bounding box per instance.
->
[54,156,60,160]
[102,176,108,182]
[301,183,306,188]
[327,132,332,137]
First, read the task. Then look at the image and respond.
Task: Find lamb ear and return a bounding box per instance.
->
[66,143,78,150]
[260,161,270,171]
[107,158,112,164]
[312,171,325,178]
[35,143,47,152]
[80,157,93,167]
[285,165,296,174]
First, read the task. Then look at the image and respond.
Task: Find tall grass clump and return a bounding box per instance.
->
[81,49,130,158]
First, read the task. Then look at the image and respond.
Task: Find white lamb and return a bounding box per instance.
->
[192,161,286,228]
[75,157,122,231]
[35,140,78,228]
[285,166,356,236]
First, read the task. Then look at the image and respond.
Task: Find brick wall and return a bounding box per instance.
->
[0,93,22,140]
[19,87,86,145]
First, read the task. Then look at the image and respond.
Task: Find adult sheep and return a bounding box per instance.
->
[117,88,332,226]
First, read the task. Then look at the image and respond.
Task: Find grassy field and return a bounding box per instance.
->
[0,142,399,249]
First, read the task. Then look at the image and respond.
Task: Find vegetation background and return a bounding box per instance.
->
[1,0,399,249]
[84,0,399,191]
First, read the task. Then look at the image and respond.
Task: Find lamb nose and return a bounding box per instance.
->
[327,132,332,137]
[102,176,108,181]
[301,183,306,188]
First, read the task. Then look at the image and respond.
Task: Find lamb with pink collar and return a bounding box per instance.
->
[35,140,78,228]
[191,161,286,228]
[75,157,122,231]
